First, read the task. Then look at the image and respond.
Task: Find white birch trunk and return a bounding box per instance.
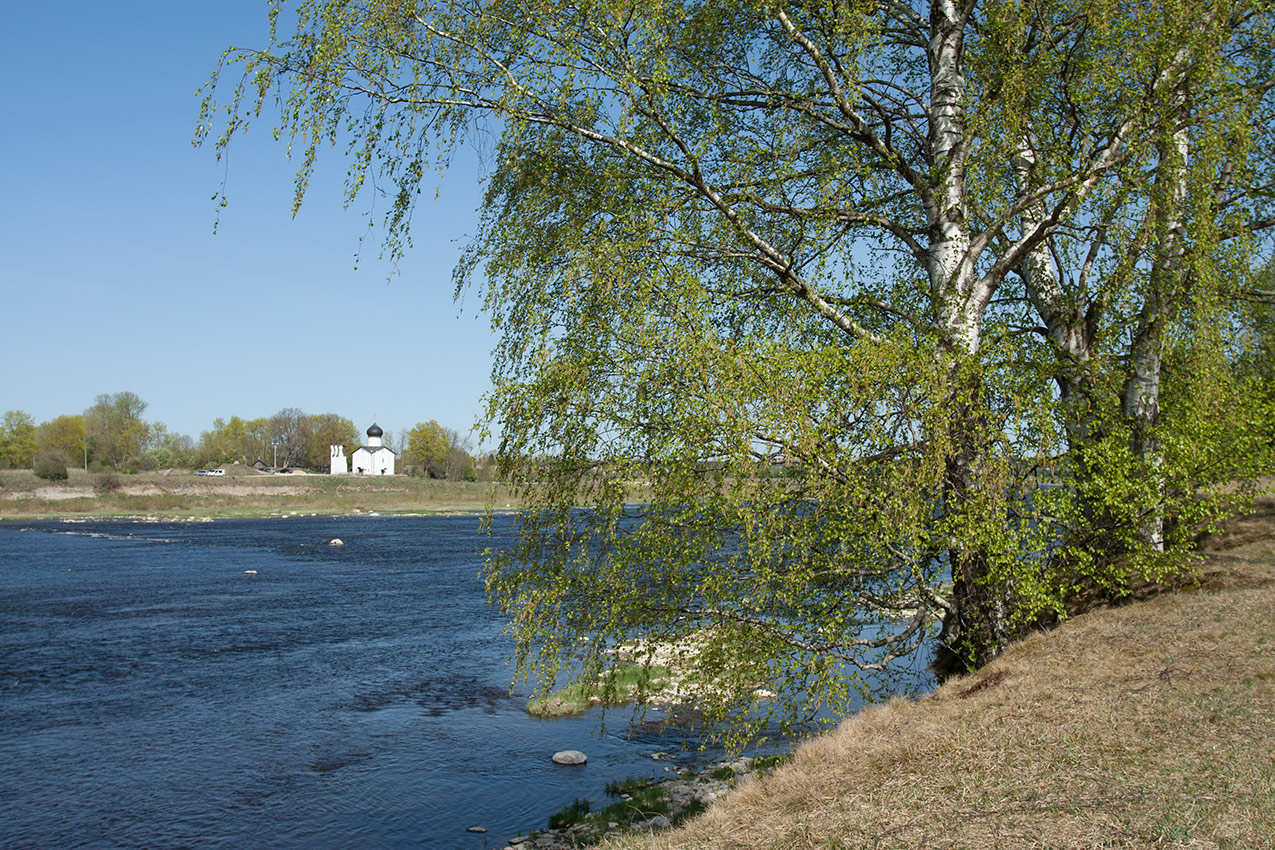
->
[925,0,1012,674]
[1014,137,1095,434]
[927,0,980,358]
[1121,89,1189,553]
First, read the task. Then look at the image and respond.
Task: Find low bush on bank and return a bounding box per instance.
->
[94,471,122,495]
[33,455,68,481]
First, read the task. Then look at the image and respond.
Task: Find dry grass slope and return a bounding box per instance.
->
[610,501,1275,850]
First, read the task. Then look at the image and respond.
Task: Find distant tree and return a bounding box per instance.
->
[242,418,271,463]
[406,420,449,478]
[163,431,197,468]
[84,392,149,468]
[377,428,397,453]
[198,417,235,465]
[140,448,173,471]
[38,414,87,468]
[199,416,272,466]
[443,427,475,481]
[269,408,312,469]
[306,413,359,470]
[1,410,39,470]
[472,451,501,483]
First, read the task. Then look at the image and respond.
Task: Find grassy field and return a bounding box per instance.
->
[0,466,517,519]
[607,498,1275,850]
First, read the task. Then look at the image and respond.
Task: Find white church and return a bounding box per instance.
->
[330,422,396,475]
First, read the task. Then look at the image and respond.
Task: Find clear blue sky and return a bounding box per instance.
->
[1,1,496,449]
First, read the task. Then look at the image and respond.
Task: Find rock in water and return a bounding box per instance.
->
[329,538,344,546]
[551,750,587,766]
[466,826,487,833]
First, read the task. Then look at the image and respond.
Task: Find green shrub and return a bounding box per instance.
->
[33,455,69,481]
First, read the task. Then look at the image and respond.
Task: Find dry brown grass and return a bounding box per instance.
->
[610,500,1275,850]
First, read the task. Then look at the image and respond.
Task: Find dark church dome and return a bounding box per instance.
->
[367,422,384,438]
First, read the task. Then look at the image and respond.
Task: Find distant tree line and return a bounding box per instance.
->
[0,393,490,480]
[195,408,359,471]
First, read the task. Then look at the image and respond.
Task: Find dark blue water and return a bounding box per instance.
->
[0,515,715,849]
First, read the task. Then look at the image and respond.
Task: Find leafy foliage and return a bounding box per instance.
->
[197,0,1275,746]
[37,414,86,469]
[406,420,450,478]
[305,413,360,469]
[1,410,38,470]
[84,392,150,469]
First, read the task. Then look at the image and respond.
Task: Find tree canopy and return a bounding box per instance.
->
[0,411,38,470]
[199,0,1275,743]
[84,392,150,469]
[406,419,450,477]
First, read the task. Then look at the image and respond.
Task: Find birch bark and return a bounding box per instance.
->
[1121,84,1189,552]
[925,0,1017,673]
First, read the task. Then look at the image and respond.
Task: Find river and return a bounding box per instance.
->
[0,515,726,849]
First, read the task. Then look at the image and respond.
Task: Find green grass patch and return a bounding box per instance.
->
[527,665,670,717]
[547,797,592,830]
[598,785,671,821]
[605,776,656,797]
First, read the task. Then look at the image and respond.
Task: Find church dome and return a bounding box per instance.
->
[367,422,384,438]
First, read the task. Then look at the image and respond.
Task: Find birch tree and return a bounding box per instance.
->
[197,0,1267,740]
[991,0,1275,581]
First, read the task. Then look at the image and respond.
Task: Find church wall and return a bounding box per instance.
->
[351,447,396,475]
[330,445,349,475]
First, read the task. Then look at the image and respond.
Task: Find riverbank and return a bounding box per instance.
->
[598,496,1275,850]
[0,466,515,519]
[507,755,789,849]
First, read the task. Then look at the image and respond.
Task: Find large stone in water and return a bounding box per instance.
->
[551,750,587,766]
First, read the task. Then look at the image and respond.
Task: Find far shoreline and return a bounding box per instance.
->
[0,466,519,522]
